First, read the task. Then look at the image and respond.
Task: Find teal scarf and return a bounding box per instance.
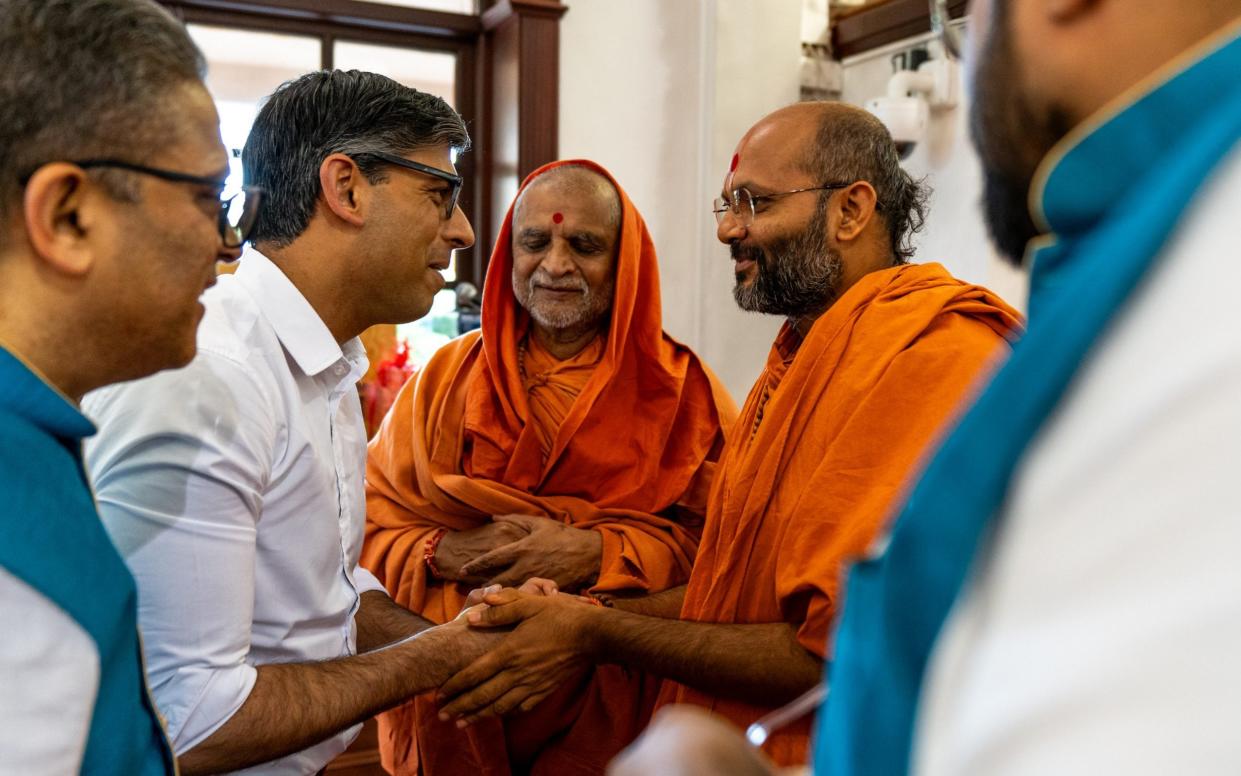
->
[0,347,175,774]
[816,29,1241,775]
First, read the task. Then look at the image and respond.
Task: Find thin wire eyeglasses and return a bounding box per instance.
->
[73,158,261,249]
[713,183,852,227]
[352,150,463,220]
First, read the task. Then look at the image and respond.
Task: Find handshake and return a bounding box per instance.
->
[434,575,604,727]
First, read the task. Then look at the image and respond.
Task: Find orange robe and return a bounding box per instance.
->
[362,159,737,776]
[654,262,1023,767]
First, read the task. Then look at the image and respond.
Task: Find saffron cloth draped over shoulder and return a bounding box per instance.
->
[362,159,736,775]
[655,262,1022,767]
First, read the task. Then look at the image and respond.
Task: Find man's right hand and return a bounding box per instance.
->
[434,521,532,583]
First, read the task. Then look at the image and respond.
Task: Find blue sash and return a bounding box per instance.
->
[0,347,175,774]
[816,29,1241,775]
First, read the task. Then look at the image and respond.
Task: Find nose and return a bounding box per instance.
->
[217,242,243,264]
[716,210,747,244]
[540,241,576,278]
[444,203,476,250]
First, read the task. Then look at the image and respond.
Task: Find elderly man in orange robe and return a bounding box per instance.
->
[361,159,736,775]
[434,102,1024,769]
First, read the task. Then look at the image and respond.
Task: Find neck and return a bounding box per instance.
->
[259,240,362,345]
[531,322,602,360]
[0,318,92,402]
[788,314,820,340]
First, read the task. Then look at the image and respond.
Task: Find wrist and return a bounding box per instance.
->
[425,528,449,580]
[575,601,610,659]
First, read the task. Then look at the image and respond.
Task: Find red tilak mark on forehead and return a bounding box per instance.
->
[730,153,740,172]
[552,212,564,224]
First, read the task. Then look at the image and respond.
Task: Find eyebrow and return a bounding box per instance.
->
[517,227,549,240]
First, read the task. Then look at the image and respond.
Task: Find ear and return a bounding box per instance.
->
[22,163,104,277]
[318,153,368,228]
[832,181,879,244]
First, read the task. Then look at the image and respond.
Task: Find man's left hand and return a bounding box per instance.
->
[458,514,603,591]
[436,587,598,724]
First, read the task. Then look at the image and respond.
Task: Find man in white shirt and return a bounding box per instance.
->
[85,70,486,775]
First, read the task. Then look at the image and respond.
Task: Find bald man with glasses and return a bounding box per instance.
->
[81,70,508,776]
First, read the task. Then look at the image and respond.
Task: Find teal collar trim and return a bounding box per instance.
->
[1037,26,1241,241]
[0,347,94,441]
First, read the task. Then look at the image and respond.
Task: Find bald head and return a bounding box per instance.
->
[797,102,926,262]
[732,101,928,262]
[515,165,622,235]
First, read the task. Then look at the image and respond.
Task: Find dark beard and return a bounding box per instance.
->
[969,1,1074,265]
[732,214,842,318]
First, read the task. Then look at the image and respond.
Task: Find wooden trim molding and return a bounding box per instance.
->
[469,0,567,286]
[162,0,481,39]
[832,0,967,58]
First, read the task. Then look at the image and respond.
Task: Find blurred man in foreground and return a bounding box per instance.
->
[0,0,241,772]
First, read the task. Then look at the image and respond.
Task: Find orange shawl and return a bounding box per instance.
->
[655,263,1022,767]
[362,159,736,775]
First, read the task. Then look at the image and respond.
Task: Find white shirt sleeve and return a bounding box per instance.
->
[353,564,387,597]
[84,350,277,754]
[0,567,99,776]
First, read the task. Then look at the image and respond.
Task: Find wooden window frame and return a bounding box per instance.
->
[158,0,567,290]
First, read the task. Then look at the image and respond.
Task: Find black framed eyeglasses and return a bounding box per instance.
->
[712,183,853,227]
[353,150,463,220]
[74,158,262,249]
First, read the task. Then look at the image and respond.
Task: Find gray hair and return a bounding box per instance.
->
[242,70,470,247]
[801,104,929,262]
[0,0,205,223]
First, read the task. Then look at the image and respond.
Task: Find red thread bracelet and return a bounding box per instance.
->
[424,528,448,580]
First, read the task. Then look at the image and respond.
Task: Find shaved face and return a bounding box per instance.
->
[511,168,621,336]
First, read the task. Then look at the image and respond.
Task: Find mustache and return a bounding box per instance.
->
[730,242,765,265]
[529,272,588,293]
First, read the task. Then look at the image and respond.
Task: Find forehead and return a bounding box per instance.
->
[515,177,616,231]
[157,83,229,172]
[727,117,816,190]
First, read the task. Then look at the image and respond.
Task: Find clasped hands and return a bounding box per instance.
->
[434,514,603,590]
[438,576,601,727]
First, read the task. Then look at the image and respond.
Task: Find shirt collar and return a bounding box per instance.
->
[234,247,367,380]
[0,346,95,441]
[1031,22,1241,244]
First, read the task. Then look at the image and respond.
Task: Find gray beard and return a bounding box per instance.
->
[732,216,841,318]
[514,272,615,334]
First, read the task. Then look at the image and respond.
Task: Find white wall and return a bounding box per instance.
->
[839,33,1027,307]
[558,3,1024,401]
[559,0,800,401]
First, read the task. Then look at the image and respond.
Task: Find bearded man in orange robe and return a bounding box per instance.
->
[361,160,737,775]
[434,102,1024,769]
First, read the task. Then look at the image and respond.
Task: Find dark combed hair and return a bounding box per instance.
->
[802,104,930,262]
[0,0,205,221]
[242,70,470,247]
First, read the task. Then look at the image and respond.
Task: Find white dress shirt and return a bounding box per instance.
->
[0,567,99,775]
[914,152,1241,774]
[84,248,385,775]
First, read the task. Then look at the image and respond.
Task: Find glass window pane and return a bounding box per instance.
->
[188,24,321,192]
[364,0,476,13]
[333,41,457,109]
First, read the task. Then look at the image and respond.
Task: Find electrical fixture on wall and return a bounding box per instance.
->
[864,52,958,159]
